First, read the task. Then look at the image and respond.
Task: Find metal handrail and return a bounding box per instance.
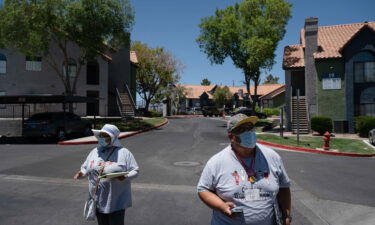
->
[115,88,123,116]
[124,83,136,112]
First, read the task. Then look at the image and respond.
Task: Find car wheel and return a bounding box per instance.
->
[57,129,66,141]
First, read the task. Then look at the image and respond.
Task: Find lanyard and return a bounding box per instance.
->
[232,148,256,183]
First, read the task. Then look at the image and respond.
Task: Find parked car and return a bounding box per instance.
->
[230,108,267,119]
[202,106,222,117]
[23,112,92,141]
[369,129,375,146]
[187,107,202,115]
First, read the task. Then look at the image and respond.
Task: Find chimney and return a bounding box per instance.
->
[304,17,319,118]
[304,17,318,54]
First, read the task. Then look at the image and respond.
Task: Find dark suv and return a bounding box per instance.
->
[23,112,92,141]
[230,108,267,119]
[202,106,222,117]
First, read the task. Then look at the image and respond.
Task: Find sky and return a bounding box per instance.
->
[130,0,375,86]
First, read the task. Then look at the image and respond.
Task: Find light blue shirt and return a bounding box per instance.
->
[197,144,290,225]
[81,146,139,213]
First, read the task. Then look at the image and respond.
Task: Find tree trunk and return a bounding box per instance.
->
[144,99,150,113]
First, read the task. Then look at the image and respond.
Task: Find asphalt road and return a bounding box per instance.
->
[0,117,374,225]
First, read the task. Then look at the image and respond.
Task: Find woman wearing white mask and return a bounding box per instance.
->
[197,114,292,225]
[74,124,139,225]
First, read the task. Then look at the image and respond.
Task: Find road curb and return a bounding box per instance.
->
[257,140,375,157]
[57,118,169,146]
[166,115,201,118]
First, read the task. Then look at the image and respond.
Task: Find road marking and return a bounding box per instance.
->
[219,143,230,146]
[0,174,196,194]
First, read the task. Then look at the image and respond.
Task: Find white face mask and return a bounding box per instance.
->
[237,131,257,148]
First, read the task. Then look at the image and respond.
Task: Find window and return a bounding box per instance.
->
[0,53,6,74]
[63,58,77,78]
[26,56,42,71]
[360,104,375,116]
[354,51,375,83]
[86,61,99,85]
[0,91,6,109]
[322,72,341,90]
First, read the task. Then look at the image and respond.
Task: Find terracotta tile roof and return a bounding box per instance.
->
[283,45,305,68]
[259,85,285,100]
[180,84,284,99]
[180,85,216,99]
[130,51,138,64]
[283,21,375,69]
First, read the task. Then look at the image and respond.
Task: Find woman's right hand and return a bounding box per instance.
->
[219,202,237,218]
[73,171,84,179]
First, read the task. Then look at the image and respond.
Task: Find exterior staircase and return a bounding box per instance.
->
[291,96,309,134]
[116,84,136,119]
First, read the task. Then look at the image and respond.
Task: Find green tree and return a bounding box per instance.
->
[131,41,183,112]
[197,0,291,110]
[0,0,134,112]
[201,78,211,86]
[213,86,232,108]
[263,74,280,84]
[172,85,188,114]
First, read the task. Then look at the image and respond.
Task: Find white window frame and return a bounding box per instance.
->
[63,59,77,78]
[26,56,42,71]
[0,60,6,74]
[0,53,6,74]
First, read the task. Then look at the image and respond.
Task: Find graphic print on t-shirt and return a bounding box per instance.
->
[231,170,274,202]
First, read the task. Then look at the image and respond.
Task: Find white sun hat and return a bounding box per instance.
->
[92,124,122,147]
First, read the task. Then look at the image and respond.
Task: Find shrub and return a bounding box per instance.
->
[311,116,333,135]
[263,108,280,117]
[355,116,375,137]
[145,110,162,118]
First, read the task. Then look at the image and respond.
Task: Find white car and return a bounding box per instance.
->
[369,129,375,146]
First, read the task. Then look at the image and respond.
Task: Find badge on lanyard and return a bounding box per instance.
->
[248,176,256,183]
[245,188,260,201]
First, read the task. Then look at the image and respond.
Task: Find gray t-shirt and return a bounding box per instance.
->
[197,144,290,225]
[81,146,139,213]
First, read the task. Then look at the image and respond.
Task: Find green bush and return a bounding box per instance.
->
[355,116,375,137]
[263,108,280,116]
[311,116,333,135]
[145,110,162,117]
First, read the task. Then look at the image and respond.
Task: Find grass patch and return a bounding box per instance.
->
[87,117,166,132]
[257,134,374,154]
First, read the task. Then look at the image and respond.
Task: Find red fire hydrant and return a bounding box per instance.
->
[323,131,331,150]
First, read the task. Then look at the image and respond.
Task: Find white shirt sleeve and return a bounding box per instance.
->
[197,160,216,192]
[80,149,96,175]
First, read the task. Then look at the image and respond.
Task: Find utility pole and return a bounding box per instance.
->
[280,106,284,138]
[297,89,300,145]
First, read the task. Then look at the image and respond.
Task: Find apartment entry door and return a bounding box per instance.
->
[87,91,99,116]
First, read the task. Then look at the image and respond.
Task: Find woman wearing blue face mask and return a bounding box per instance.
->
[197,114,292,225]
[74,124,139,225]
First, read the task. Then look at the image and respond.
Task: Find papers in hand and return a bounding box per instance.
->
[99,172,129,179]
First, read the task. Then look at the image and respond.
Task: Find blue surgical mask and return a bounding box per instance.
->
[238,131,257,148]
[98,138,109,148]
